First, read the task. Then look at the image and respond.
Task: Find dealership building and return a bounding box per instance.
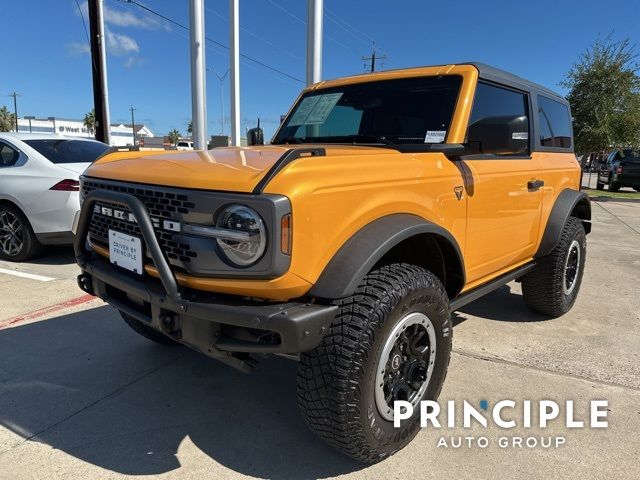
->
[14,117,154,147]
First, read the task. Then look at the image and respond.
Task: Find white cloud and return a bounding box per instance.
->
[71,1,169,60]
[78,1,168,30]
[104,3,166,30]
[105,28,140,56]
[123,56,146,69]
[66,41,90,55]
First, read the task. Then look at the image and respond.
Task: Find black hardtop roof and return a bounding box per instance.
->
[466,62,567,103]
[346,61,567,104]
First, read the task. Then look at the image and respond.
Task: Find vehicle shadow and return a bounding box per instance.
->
[456,284,551,323]
[29,245,76,266]
[0,306,362,478]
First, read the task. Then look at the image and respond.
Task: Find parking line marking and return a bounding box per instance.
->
[0,294,96,329]
[0,267,56,282]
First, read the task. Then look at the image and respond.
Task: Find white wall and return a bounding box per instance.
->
[15,118,154,147]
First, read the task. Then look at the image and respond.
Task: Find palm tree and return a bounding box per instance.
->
[83,109,96,135]
[168,129,181,145]
[0,106,15,132]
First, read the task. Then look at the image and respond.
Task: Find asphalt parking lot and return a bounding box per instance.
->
[1,199,639,480]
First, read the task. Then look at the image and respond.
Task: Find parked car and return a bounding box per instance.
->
[597,149,640,192]
[74,63,590,463]
[175,140,194,150]
[0,133,109,261]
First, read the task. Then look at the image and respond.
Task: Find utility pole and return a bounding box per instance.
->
[306,0,323,86]
[189,0,207,150]
[229,0,240,146]
[362,43,386,73]
[8,92,20,132]
[129,105,136,146]
[88,0,111,144]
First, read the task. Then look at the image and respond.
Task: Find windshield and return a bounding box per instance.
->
[273,75,462,145]
[24,139,109,164]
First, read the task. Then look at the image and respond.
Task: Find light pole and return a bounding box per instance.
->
[229,0,240,146]
[212,69,229,136]
[306,0,323,86]
[189,0,207,149]
[129,105,137,147]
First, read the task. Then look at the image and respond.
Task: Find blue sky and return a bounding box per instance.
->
[1,0,639,141]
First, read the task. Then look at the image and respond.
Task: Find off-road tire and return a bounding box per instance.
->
[120,312,180,345]
[596,181,605,191]
[297,263,452,463]
[609,175,621,192]
[522,217,586,317]
[0,203,43,262]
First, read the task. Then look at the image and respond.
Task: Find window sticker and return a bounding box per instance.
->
[288,96,321,126]
[424,130,447,143]
[305,93,343,124]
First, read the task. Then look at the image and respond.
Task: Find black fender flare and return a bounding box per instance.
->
[308,214,465,299]
[536,188,591,258]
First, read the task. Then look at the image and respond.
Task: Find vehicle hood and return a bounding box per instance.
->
[83,145,391,193]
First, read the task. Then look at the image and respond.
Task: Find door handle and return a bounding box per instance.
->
[527,179,544,192]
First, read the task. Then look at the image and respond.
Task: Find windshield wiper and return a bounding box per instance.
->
[347,135,396,145]
[273,136,306,145]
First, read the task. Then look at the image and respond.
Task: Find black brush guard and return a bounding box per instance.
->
[74,189,337,372]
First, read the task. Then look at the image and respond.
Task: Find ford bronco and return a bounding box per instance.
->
[74,63,591,463]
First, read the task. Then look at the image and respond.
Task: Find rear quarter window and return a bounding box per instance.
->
[537,96,572,149]
[0,142,20,167]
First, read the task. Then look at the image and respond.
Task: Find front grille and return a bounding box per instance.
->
[82,179,195,216]
[82,179,198,266]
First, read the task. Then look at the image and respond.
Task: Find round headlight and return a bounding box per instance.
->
[215,204,267,267]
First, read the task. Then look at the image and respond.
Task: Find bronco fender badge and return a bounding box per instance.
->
[454,186,464,200]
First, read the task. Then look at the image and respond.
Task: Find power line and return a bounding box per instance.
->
[74,0,90,45]
[325,7,378,48]
[118,0,304,84]
[205,6,301,61]
[264,0,359,54]
[266,0,305,23]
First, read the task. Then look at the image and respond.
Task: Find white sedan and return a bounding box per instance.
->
[0,133,110,261]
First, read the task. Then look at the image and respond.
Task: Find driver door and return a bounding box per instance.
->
[462,83,543,284]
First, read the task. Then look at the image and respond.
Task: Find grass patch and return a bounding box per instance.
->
[584,188,640,200]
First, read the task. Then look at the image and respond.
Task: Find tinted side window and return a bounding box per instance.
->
[23,139,109,164]
[538,96,572,148]
[0,142,20,168]
[469,82,529,153]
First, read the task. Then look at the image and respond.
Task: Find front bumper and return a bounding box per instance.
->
[75,189,337,370]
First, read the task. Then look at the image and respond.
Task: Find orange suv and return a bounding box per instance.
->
[74,63,591,462]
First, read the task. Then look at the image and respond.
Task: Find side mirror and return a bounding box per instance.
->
[466,115,529,156]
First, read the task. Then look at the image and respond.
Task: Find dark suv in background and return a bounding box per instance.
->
[597,149,640,192]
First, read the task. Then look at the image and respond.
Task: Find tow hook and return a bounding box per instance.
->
[77,274,95,296]
[160,311,180,336]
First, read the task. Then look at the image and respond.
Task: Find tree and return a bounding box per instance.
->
[561,36,640,154]
[83,109,96,135]
[187,121,192,134]
[0,106,15,132]
[168,128,181,145]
